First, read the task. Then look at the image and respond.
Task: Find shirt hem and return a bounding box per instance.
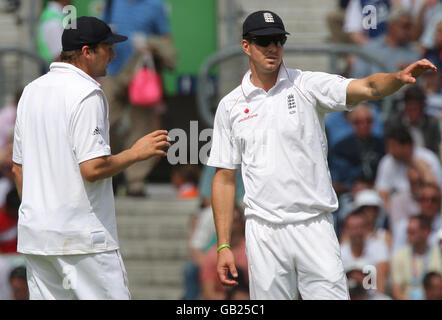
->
[77,149,111,164]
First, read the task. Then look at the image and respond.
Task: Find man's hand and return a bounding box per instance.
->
[397,59,438,85]
[79,130,170,183]
[347,59,437,105]
[130,130,170,161]
[217,248,239,287]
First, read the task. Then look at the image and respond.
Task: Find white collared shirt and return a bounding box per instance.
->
[12,62,118,255]
[208,65,353,224]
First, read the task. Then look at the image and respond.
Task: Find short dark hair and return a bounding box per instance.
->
[409,215,432,231]
[423,271,441,290]
[59,43,99,63]
[385,125,413,144]
[404,85,426,102]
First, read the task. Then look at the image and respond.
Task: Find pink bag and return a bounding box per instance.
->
[128,53,163,107]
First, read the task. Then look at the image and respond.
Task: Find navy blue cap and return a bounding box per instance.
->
[242,11,290,37]
[62,16,127,51]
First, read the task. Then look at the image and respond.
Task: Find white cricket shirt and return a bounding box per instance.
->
[208,65,354,224]
[13,62,118,255]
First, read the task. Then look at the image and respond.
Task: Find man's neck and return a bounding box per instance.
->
[68,61,95,79]
[249,63,280,92]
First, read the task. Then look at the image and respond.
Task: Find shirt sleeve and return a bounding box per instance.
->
[207,100,241,169]
[302,71,354,113]
[12,94,24,165]
[70,91,111,164]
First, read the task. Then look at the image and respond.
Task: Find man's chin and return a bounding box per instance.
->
[262,63,280,73]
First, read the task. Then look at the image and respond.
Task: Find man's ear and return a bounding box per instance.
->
[81,45,93,58]
[241,39,251,57]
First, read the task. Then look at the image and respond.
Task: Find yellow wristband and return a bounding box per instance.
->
[217,244,231,252]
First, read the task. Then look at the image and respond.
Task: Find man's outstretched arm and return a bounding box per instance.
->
[346,59,437,106]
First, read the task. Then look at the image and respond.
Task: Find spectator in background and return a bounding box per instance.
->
[329,103,385,194]
[391,215,442,299]
[37,0,72,63]
[423,271,442,299]
[225,268,250,300]
[352,9,420,79]
[0,188,20,254]
[375,125,442,209]
[171,164,200,199]
[326,0,352,44]
[417,0,442,51]
[0,88,21,151]
[422,20,442,125]
[8,266,28,300]
[325,105,384,151]
[200,207,247,300]
[353,189,392,248]
[101,0,175,197]
[340,211,390,293]
[183,203,217,300]
[334,175,375,237]
[393,183,441,252]
[344,0,391,45]
[390,165,425,231]
[385,85,441,155]
[0,143,14,208]
[346,268,392,299]
[392,0,427,18]
[423,20,442,69]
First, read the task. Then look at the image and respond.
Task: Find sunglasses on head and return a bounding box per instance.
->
[247,35,287,47]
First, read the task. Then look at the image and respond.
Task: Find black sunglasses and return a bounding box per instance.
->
[247,35,287,47]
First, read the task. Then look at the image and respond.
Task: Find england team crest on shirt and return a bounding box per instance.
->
[287,94,296,114]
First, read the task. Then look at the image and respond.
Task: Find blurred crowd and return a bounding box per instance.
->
[0,0,442,300]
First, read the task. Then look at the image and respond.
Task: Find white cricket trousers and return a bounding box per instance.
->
[24,250,131,300]
[245,212,349,300]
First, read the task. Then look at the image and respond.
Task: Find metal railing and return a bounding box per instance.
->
[0,47,49,106]
[197,44,392,127]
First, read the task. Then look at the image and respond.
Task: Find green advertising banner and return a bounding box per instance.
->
[162,0,216,95]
